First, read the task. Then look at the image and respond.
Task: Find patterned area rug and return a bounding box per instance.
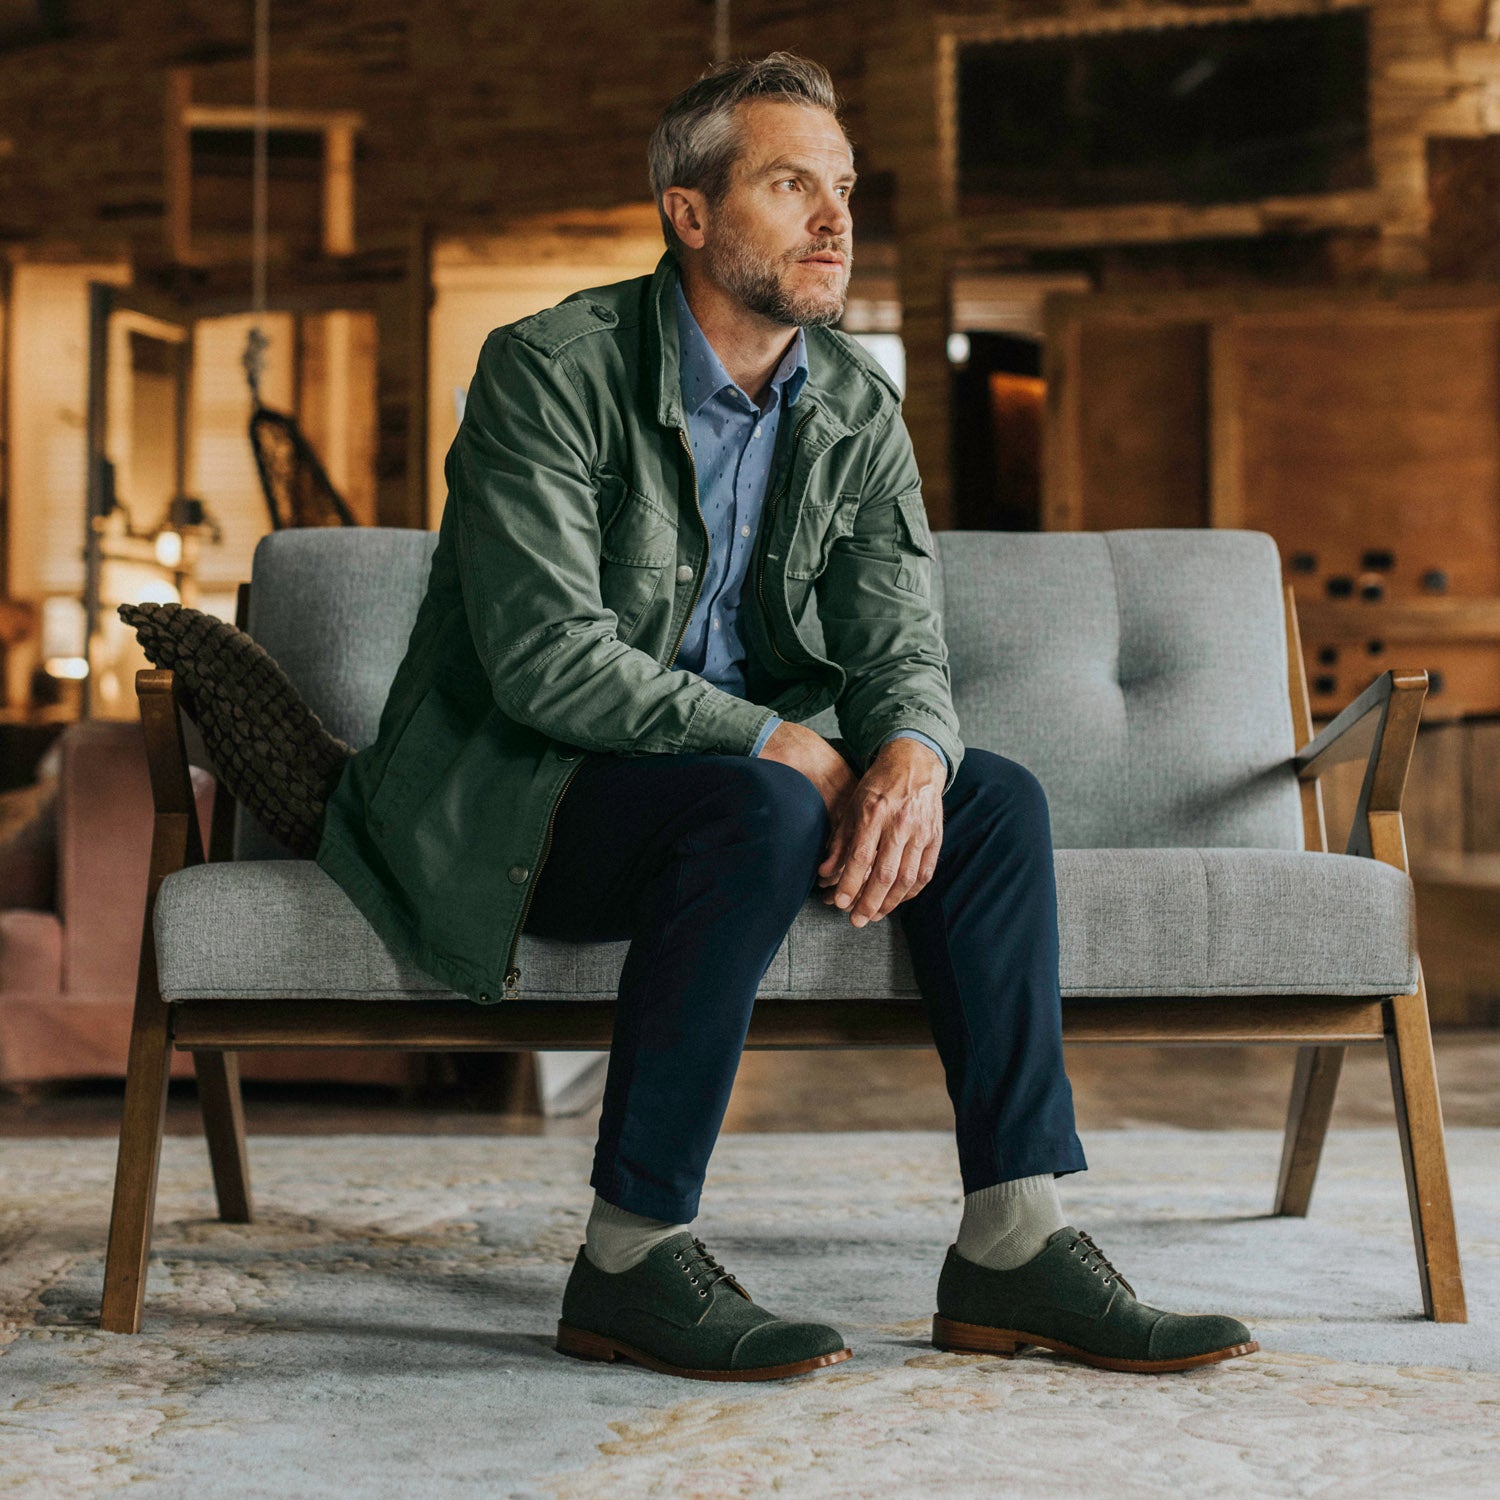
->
[2,1128,1497,1498]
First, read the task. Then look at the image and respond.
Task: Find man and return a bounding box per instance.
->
[316,52,1258,1382]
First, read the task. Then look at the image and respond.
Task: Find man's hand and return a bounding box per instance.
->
[816,738,944,926]
[757,721,857,824]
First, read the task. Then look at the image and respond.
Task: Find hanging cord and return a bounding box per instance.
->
[242,0,271,406]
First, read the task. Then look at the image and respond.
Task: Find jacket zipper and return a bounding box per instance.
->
[757,406,817,667]
[668,425,710,666]
[501,425,709,1000]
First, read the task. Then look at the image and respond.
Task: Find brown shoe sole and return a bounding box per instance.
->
[556,1320,853,1382]
[931,1314,1259,1374]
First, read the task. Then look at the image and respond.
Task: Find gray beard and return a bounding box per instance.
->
[705,236,849,329]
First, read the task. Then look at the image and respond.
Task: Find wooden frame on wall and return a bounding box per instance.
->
[164,68,364,268]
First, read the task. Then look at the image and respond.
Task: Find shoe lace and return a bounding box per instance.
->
[1066,1229,1135,1296]
[672,1236,751,1301]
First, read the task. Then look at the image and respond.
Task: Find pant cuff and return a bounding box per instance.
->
[591,1167,701,1225]
[961,1134,1089,1195]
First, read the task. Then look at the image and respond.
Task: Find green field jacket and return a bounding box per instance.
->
[315,250,964,1004]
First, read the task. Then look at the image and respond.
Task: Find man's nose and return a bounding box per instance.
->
[811,190,851,239]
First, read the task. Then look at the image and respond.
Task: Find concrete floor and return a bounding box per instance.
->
[2,1032,1496,1138]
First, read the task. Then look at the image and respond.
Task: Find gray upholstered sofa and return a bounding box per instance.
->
[100,526,1465,1332]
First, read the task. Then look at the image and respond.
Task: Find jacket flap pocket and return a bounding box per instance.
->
[786,494,860,580]
[894,491,935,557]
[599,484,675,567]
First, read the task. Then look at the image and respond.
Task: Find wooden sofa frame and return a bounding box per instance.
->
[99,584,1466,1332]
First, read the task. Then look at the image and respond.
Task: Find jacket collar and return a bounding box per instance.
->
[647,250,888,441]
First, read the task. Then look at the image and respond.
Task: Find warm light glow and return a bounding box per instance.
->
[154,528,184,567]
[132,578,180,606]
[43,656,90,680]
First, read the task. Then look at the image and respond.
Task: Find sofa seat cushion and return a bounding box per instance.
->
[154,847,1417,1004]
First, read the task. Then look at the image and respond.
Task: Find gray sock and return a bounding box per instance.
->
[584,1193,690,1273]
[954,1173,1067,1271]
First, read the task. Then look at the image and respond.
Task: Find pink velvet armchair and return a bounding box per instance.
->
[0,719,418,1090]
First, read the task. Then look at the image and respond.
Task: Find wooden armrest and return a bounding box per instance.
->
[137,668,206,880]
[1292,668,1427,865]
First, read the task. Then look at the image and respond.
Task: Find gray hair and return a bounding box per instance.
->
[648,51,848,258]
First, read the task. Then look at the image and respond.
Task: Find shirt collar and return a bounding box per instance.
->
[674,275,809,418]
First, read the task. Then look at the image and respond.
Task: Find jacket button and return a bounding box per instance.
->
[676,564,693,583]
[557,748,578,761]
[508,865,530,884]
[478,992,490,1003]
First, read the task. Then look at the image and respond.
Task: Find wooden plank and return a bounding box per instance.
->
[1285,586,1329,853]
[168,996,1390,1051]
[1041,305,1084,530]
[101,672,206,1334]
[183,104,364,133]
[1466,719,1500,851]
[1075,319,1208,529]
[1385,979,1467,1321]
[192,1050,252,1224]
[1208,318,1245,528]
[1273,1045,1345,1216]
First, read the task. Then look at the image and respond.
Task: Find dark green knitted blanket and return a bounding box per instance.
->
[116,601,354,857]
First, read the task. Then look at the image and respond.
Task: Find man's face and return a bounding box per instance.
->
[700,99,855,329]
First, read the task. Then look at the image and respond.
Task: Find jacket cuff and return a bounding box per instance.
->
[689,688,782,758]
[750,716,783,757]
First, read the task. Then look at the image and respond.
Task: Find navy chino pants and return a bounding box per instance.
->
[521,738,1088,1223]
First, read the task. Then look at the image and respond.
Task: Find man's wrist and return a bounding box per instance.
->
[876,729,947,775]
[876,732,942,780]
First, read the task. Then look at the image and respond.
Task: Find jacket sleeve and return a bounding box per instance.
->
[814,404,965,793]
[450,329,777,757]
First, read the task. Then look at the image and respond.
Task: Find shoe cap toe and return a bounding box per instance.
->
[731,1318,847,1370]
[1148,1312,1254,1361]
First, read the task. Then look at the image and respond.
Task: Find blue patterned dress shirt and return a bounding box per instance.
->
[670,278,948,774]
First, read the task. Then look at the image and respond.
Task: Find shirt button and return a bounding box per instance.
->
[676,564,693,583]
[712,618,720,630]
[754,426,762,438]
[741,525,751,537]
[508,865,530,884]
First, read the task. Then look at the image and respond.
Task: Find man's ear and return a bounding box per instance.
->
[661,187,709,252]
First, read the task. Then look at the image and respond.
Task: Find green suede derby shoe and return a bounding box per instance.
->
[933,1226,1258,1374]
[557,1231,852,1382]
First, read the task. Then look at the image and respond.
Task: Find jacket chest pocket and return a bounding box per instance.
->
[597,476,676,638]
[785,494,860,581]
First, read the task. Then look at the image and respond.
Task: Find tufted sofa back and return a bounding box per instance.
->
[936,529,1302,850]
[234,526,1303,858]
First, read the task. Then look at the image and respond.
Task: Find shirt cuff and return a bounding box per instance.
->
[880,729,948,773]
[750,716,783,757]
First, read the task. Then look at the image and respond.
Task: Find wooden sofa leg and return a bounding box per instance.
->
[101,998,174,1334]
[193,1050,253,1224]
[1386,977,1466,1322]
[1273,1045,1345,1216]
